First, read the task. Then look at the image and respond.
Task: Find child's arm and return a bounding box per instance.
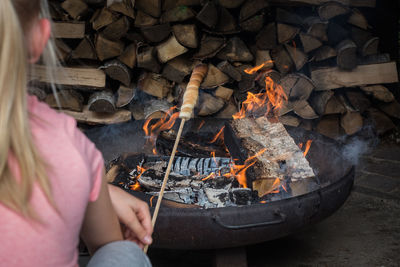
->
[80,169,123,254]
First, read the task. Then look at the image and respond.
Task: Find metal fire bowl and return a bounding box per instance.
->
[86,119,354,250]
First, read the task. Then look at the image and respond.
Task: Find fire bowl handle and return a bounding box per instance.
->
[212,211,286,230]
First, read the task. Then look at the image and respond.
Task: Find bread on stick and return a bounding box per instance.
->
[179,64,208,120]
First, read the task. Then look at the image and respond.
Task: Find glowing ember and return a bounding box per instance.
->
[303,140,313,156]
[143,106,179,155]
[209,126,225,144]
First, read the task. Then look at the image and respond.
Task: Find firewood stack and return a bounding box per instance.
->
[29,0,399,139]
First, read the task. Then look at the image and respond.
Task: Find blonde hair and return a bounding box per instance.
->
[0,0,54,218]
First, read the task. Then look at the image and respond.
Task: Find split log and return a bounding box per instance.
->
[215,7,238,33]
[55,39,72,62]
[351,27,379,57]
[366,108,395,135]
[378,101,400,119]
[336,39,357,70]
[318,2,349,20]
[276,8,303,26]
[116,84,136,108]
[91,7,116,30]
[316,115,340,139]
[240,13,265,32]
[135,0,161,18]
[161,6,196,23]
[196,2,218,28]
[305,17,328,42]
[360,85,395,103]
[231,117,315,181]
[313,45,336,61]
[129,100,145,120]
[28,86,47,101]
[63,106,132,125]
[345,91,371,113]
[102,16,130,40]
[138,72,172,98]
[257,69,282,88]
[215,102,238,119]
[215,86,234,101]
[236,64,257,92]
[161,56,194,83]
[141,23,171,43]
[256,23,277,49]
[239,0,269,22]
[217,0,245,8]
[193,36,226,59]
[88,90,116,113]
[277,23,299,44]
[299,33,322,53]
[61,0,88,19]
[134,10,159,27]
[162,0,200,10]
[95,34,125,61]
[324,95,346,115]
[172,24,198,48]
[311,62,399,90]
[136,45,161,73]
[327,22,349,46]
[293,100,319,119]
[201,64,230,88]
[285,44,308,71]
[72,36,97,60]
[255,50,274,70]
[143,99,172,119]
[348,8,369,30]
[279,114,301,127]
[217,61,242,82]
[268,0,375,7]
[340,111,363,135]
[118,43,137,68]
[100,60,131,86]
[197,92,225,116]
[309,90,334,115]
[217,37,254,62]
[108,0,135,19]
[271,45,294,74]
[53,22,85,39]
[279,74,314,101]
[30,65,106,88]
[156,35,189,63]
[45,90,84,112]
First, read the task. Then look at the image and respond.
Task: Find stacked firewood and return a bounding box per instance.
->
[29,0,399,139]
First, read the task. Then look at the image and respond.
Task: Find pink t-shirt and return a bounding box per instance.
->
[0,95,103,267]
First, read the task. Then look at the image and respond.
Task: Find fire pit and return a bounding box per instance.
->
[86,118,354,249]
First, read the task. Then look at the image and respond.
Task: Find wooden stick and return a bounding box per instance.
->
[144,64,208,253]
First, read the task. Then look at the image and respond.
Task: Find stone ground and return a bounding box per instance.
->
[80,131,400,267]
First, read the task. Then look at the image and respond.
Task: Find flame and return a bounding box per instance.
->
[130,181,141,191]
[244,61,274,74]
[149,195,155,207]
[211,152,218,167]
[136,165,147,179]
[303,140,313,156]
[143,106,179,155]
[232,77,287,120]
[209,126,225,144]
[260,200,267,204]
[298,143,303,149]
[197,120,205,130]
[202,172,216,181]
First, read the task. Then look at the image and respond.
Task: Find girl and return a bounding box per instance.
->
[0,0,152,266]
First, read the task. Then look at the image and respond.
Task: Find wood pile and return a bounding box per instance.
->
[29,0,399,138]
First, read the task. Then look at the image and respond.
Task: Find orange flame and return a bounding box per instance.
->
[143,106,179,155]
[130,181,141,191]
[209,126,225,144]
[244,61,274,74]
[197,120,205,131]
[303,140,313,156]
[149,195,155,207]
[202,172,216,181]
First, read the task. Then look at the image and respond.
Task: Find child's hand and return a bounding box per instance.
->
[107,185,153,248]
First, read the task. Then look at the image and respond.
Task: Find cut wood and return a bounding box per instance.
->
[366,108,395,135]
[28,86,47,101]
[340,111,363,135]
[53,22,85,39]
[336,39,357,70]
[348,8,369,30]
[279,74,303,99]
[237,64,257,92]
[193,36,226,59]
[311,62,399,90]
[55,39,72,62]
[276,8,303,25]
[305,17,328,42]
[361,37,379,57]
[277,23,299,44]
[91,7,116,30]
[240,13,265,32]
[268,0,375,7]
[30,65,106,88]
[108,0,135,18]
[378,101,400,119]
[256,23,277,49]
[217,37,254,62]
[289,74,315,100]
[279,114,300,127]
[255,50,274,70]
[239,0,269,22]
[172,24,198,48]
[136,45,161,73]
[285,44,308,71]
[138,72,172,98]
[136,0,161,17]
[134,10,159,27]
[324,95,346,115]
[293,100,318,119]
[313,45,336,61]
[309,90,334,115]
[161,5,196,23]
[271,45,294,74]
[163,0,200,10]
[217,0,245,8]
[88,90,116,113]
[156,35,189,63]
[215,102,238,119]
[327,22,349,46]
[201,64,230,89]
[63,106,132,125]
[197,92,225,116]
[161,56,194,83]
[318,2,349,20]
[215,7,237,33]
[141,24,171,43]
[231,117,315,181]
[196,2,218,28]
[299,33,322,53]
[116,84,136,108]
[360,85,395,102]
[316,115,340,139]
[129,100,145,120]
[143,99,172,119]
[102,16,130,40]
[217,61,242,82]
[61,0,88,19]
[45,90,84,112]
[100,59,131,86]
[215,86,234,101]
[95,34,125,61]
[345,91,371,113]
[72,36,97,60]
[118,43,137,68]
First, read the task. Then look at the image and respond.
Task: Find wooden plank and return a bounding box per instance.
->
[311,62,399,91]
[30,65,106,88]
[52,22,85,39]
[268,0,375,7]
[62,106,132,124]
